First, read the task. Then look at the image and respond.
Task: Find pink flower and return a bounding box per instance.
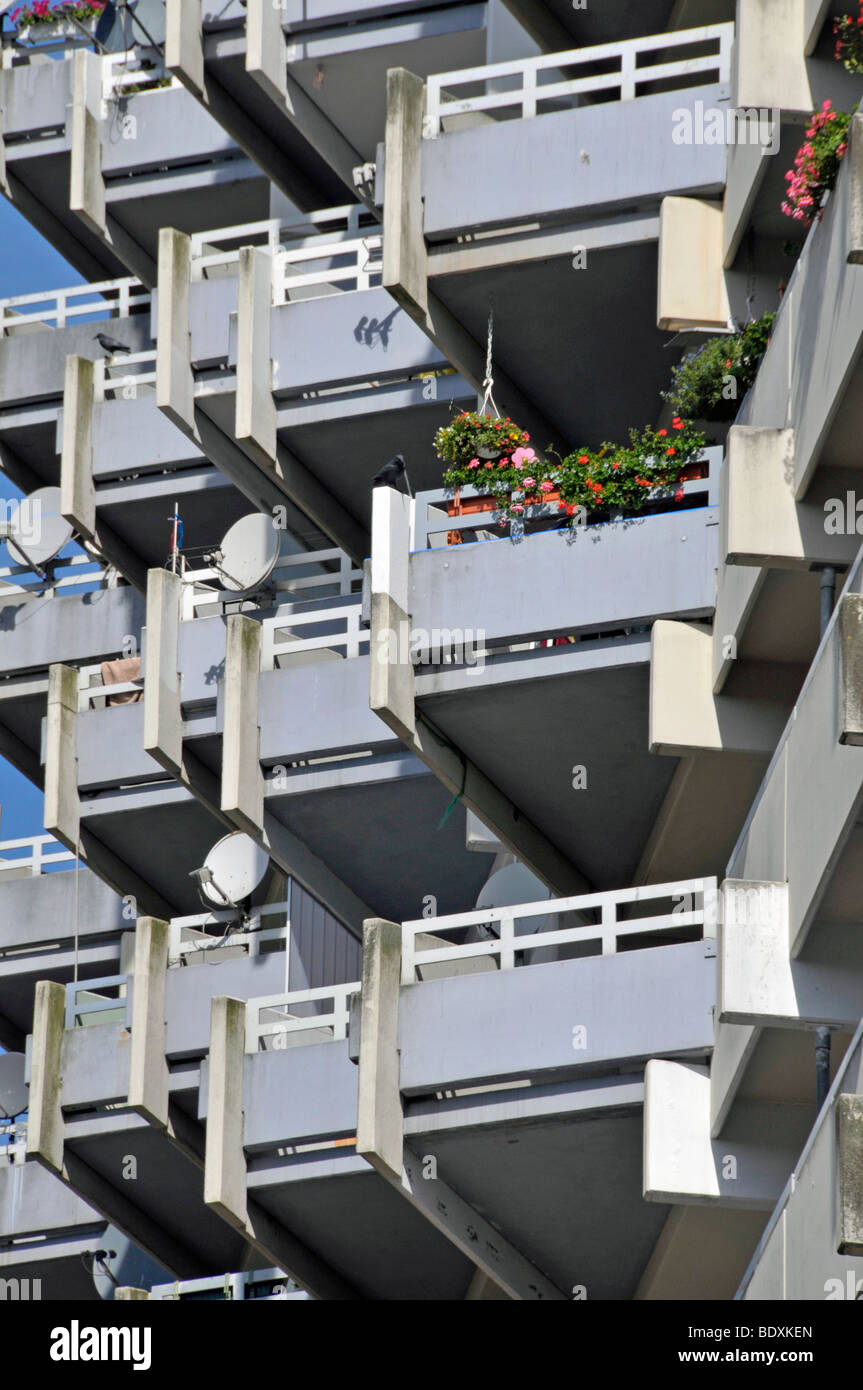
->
[511,446,536,467]
[539,480,553,492]
[468,458,479,468]
[522,476,536,489]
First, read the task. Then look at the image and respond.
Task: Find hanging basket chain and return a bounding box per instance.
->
[479,306,500,419]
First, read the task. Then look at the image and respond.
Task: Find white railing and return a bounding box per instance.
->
[65,974,130,1029]
[245,981,359,1053]
[168,900,290,966]
[0,277,148,336]
[191,219,283,278]
[0,834,76,879]
[0,1121,27,1166]
[401,877,718,982]
[423,23,733,136]
[179,546,362,618]
[93,350,157,402]
[0,552,113,599]
[272,235,382,302]
[260,602,367,668]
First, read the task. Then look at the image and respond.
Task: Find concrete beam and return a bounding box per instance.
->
[221,615,265,835]
[204,994,361,1298]
[497,0,573,53]
[838,1093,863,1255]
[356,918,403,1183]
[143,568,184,779]
[44,664,81,850]
[165,0,204,97]
[60,355,96,541]
[723,428,859,569]
[805,0,833,54]
[657,197,730,332]
[26,980,66,1175]
[735,0,813,116]
[848,114,863,267]
[719,879,863,1028]
[382,67,562,452]
[156,228,195,435]
[235,248,277,468]
[839,593,863,746]
[369,487,589,895]
[644,1059,809,1209]
[245,0,288,106]
[128,918,170,1130]
[650,621,789,756]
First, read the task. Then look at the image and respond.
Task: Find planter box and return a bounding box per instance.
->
[19,16,98,44]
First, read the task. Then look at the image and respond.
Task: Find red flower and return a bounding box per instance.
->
[666,447,676,456]
[657,429,667,437]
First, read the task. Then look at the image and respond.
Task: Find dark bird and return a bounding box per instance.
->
[373,454,412,496]
[94,332,132,355]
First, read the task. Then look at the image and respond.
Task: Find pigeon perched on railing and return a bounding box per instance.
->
[94,332,132,355]
[373,454,412,496]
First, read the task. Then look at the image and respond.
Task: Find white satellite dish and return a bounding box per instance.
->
[5,486,73,573]
[211,513,281,596]
[197,831,269,908]
[0,1051,28,1120]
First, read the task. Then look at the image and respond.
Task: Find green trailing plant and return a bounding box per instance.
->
[663,312,775,424]
[439,413,706,526]
[834,6,863,73]
[782,101,852,225]
[11,1,107,27]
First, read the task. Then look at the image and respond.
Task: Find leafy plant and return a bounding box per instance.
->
[834,6,863,74]
[782,101,851,226]
[434,411,532,471]
[663,312,776,424]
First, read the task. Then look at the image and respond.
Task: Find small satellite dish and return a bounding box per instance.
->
[211,513,280,596]
[0,1052,28,1120]
[5,486,73,573]
[197,831,269,908]
[91,1225,171,1301]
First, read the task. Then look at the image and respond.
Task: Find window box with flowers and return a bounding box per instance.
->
[662,312,775,438]
[436,412,706,537]
[782,100,852,227]
[11,1,107,41]
[834,5,863,74]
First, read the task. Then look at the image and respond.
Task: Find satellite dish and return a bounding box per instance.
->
[5,486,73,572]
[212,513,280,596]
[0,1052,28,1120]
[198,831,269,908]
[91,1225,171,1301]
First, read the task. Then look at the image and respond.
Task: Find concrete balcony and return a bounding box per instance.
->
[0,1135,108,1300]
[369,471,723,895]
[0,47,269,284]
[190,880,717,1298]
[166,0,502,211]
[643,556,863,1240]
[0,851,128,1050]
[384,25,733,450]
[737,1015,863,1300]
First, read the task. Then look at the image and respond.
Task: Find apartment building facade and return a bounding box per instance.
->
[0,0,861,1303]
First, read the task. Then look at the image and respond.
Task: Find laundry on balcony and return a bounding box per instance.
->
[100,656,143,705]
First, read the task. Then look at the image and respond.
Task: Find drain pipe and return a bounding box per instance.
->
[815,566,837,1109]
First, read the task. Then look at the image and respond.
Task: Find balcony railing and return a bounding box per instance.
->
[179,547,362,618]
[65,974,130,1029]
[246,981,359,1052]
[423,23,733,137]
[0,552,119,601]
[0,276,148,336]
[401,877,718,982]
[260,602,368,668]
[93,350,157,402]
[168,900,290,966]
[0,1120,27,1166]
[0,835,77,880]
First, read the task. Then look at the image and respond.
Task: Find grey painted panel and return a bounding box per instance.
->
[410,508,717,643]
[61,1023,130,1108]
[399,940,715,1092]
[240,1042,358,1148]
[178,613,227,705]
[2,58,71,136]
[0,869,126,950]
[0,1160,99,1237]
[422,87,728,236]
[166,953,289,1059]
[258,657,391,761]
[93,397,203,478]
[77,705,160,788]
[0,587,144,677]
[0,319,151,406]
[267,288,445,393]
[100,87,236,175]
[190,276,237,366]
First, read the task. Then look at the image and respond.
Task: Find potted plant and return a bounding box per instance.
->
[435,411,543,538]
[782,100,852,227]
[663,312,775,440]
[11,1,107,42]
[549,421,707,526]
[834,6,863,74]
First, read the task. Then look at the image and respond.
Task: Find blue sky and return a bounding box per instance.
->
[0,197,82,842]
